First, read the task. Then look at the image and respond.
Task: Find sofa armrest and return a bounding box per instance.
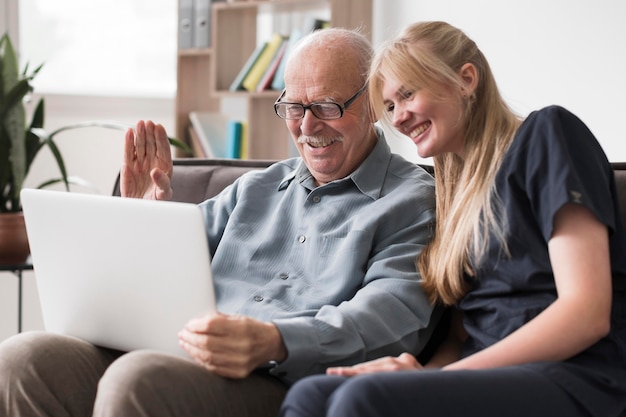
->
[612,163,626,228]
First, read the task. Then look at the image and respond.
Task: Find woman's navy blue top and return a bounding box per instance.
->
[458,106,626,417]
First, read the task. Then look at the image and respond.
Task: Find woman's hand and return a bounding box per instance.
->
[326,353,422,377]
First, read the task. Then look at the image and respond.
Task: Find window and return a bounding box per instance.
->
[16,0,177,98]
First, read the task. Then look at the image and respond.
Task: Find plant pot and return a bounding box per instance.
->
[0,212,30,265]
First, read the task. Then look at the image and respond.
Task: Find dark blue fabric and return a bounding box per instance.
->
[459,106,626,416]
[280,367,589,417]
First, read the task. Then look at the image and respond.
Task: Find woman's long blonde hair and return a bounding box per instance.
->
[369,22,521,305]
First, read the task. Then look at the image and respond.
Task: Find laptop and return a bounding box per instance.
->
[20,188,216,358]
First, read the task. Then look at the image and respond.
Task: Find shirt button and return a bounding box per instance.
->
[279,273,289,280]
[298,235,306,243]
[254,295,264,302]
[312,195,321,203]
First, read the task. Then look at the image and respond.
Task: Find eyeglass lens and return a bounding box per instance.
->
[277,103,342,120]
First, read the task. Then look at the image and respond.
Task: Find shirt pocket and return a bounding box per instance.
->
[303,230,371,304]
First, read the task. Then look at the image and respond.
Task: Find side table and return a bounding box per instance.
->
[0,260,33,333]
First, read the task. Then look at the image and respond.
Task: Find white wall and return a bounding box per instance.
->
[374,0,626,164]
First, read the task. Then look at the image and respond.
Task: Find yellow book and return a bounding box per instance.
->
[242,33,284,92]
[240,120,249,159]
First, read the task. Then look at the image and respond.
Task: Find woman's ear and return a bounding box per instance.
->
[459,63,478,97]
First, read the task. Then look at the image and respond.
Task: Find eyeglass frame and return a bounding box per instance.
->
[273,84,368,120]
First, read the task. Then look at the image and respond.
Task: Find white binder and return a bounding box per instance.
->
[193,0,211,48]
[178,0,194,49]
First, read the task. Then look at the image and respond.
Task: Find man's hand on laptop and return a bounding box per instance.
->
[178,313,287,379]
[120,120,173,201]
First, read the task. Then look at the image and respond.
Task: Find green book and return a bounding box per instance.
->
[229,43,268,92]
[242,33,284,92]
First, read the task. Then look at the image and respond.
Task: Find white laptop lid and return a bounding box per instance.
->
[20,188,216,357]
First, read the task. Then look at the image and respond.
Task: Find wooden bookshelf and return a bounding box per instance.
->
[175,0,373,159]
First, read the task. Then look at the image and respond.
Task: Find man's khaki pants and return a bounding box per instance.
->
[0,331,287,417]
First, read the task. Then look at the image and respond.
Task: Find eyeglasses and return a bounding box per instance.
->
[273,84,368,120]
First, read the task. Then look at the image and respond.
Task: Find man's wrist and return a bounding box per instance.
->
[266,322,288,363]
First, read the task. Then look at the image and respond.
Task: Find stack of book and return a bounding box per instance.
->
[229,18,329,92]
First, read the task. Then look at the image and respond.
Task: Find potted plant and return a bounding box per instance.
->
[0,32,56,264]
[0,33,189,265]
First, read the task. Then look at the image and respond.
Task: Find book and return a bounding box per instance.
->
[178,0,194,49]
[192,0,211,48]
[256,39,288,92]
[229,43,268,92]
[270,28,301,91]
[188,111,229,158]
[226,120,243,158]
[241,33,284,92]
[188,126,207,158]
[239,120,249,159]
[270,18,328,90]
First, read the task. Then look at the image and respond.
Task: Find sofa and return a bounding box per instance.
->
[112,158,626,363]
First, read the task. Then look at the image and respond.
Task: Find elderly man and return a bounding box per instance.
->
[0,28,438,417]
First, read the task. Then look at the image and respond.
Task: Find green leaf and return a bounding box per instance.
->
[41,119,192,154]
[25,98,45,169]
[0,79,34,116]
[0,124,11,211]
[0,34,16,107]
[29,96,45,129]
[46,137,70,191]
[36,175,99,193]
[168,136,192,154]
[5,100,26,200]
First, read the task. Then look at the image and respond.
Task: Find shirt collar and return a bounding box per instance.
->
[349,127,391,200]
[278,127,391,200]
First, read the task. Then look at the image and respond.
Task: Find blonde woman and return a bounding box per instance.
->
[280,21,626,417]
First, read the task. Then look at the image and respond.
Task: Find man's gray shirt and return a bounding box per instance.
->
[199,131,437,383]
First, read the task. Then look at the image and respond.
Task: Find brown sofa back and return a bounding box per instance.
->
[112,159,274,202]
[114,160,626,229]
[613,163,626,228]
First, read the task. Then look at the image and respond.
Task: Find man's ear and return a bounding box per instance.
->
[364,92,379,123]
[459,63,478,96]
[368,103,379,123]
